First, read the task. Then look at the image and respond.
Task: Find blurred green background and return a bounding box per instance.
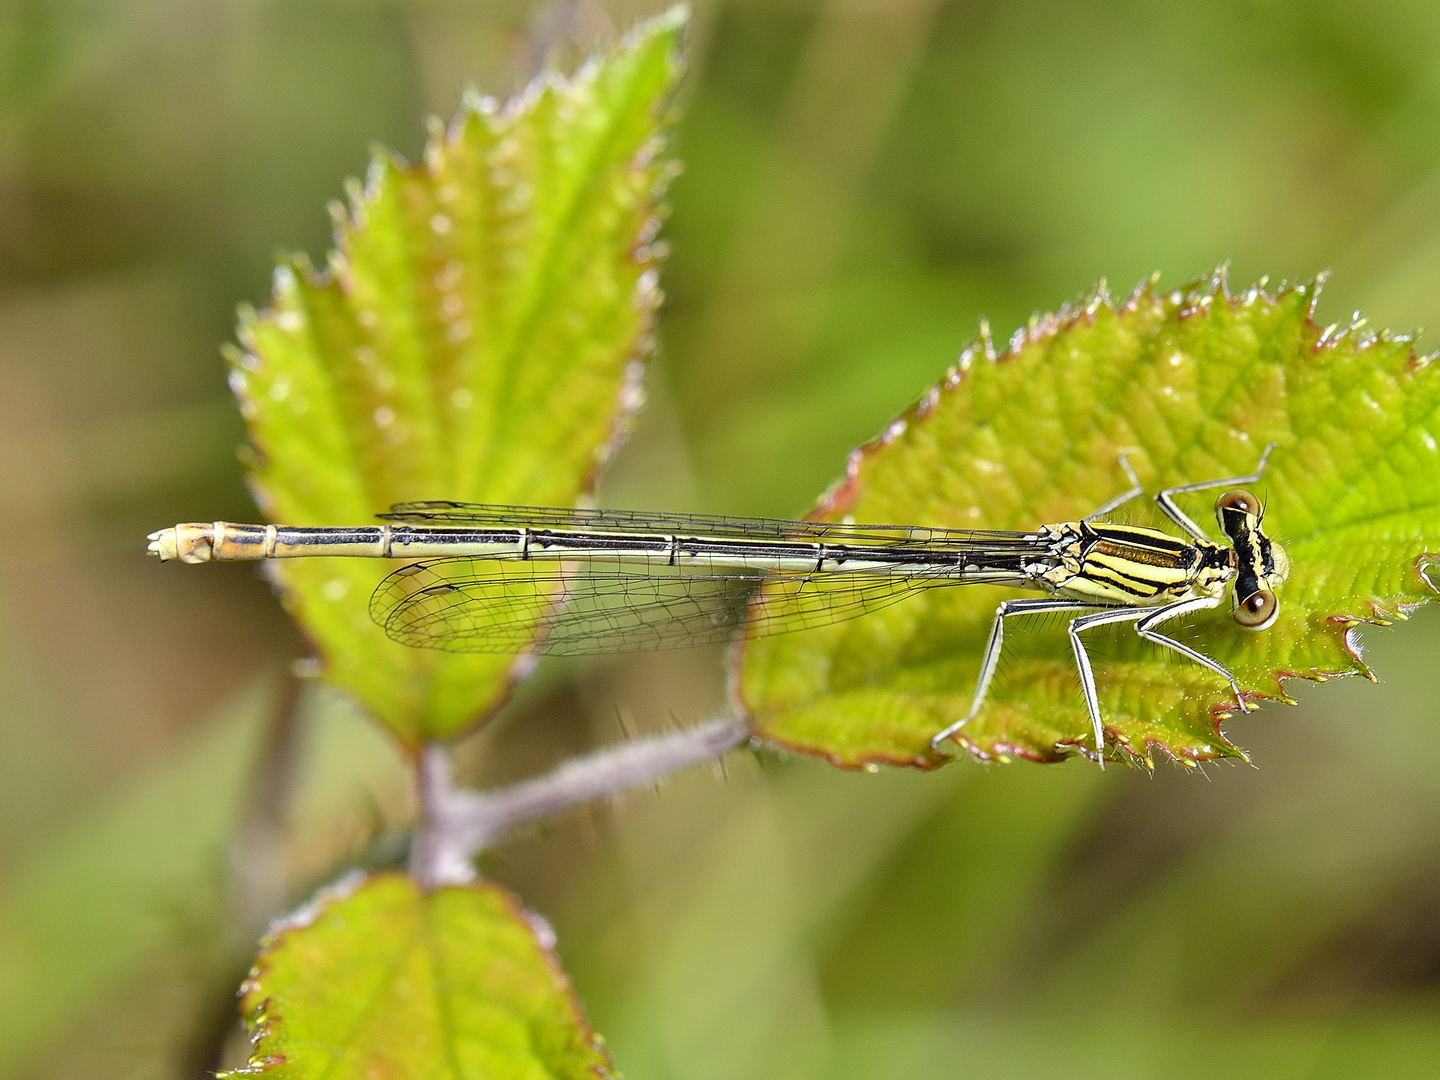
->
[2,0,1439,1076]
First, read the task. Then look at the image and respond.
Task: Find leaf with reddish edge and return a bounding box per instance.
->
[736,270,1440,770]
[223,872,615,1080]
[224,9,686,745]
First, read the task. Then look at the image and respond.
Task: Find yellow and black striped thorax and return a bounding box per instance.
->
[1046,521,1233,605]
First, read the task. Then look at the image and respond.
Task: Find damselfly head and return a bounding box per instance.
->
[1215,487,1288,631]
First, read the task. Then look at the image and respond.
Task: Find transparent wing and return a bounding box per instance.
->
[368,554,985,655]
[381,500,1029,550]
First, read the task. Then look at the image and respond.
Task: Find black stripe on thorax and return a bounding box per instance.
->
[1080,559,1170,598]
[1080,522,1197,573]
[1083,522,1194,557]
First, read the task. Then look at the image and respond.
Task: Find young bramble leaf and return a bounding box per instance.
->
[738,271,1440,769]
[224,872,613,1080]
[225,9,685,744]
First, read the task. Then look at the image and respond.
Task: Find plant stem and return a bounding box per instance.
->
[410,716,750,888]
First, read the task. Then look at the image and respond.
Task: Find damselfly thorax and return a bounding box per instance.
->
[148,446,1288,767]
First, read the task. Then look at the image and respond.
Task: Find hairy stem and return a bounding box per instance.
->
[411,716,750,888]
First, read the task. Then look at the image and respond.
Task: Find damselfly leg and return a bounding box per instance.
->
[1155,442,1277,541]
[1082,451,1144,521]
[929,597,1105,753]
[1064,595,1241,768]
[1133,595,1249,710]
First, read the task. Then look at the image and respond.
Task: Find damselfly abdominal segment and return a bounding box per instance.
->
[149,446,1287,766]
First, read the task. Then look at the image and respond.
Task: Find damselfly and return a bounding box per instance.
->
[148,446,1288,764]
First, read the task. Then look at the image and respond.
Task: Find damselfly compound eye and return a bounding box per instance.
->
[1215,488,1261,516]
[1234,587,1278,631]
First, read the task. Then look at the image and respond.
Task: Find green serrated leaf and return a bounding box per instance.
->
[225,9,686,744]
[225,872,613,1080]
[738,271,1440,769]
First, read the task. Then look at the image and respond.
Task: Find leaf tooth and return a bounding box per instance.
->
[424,142,444,176]
[272,263,297,297]
[235,306,259,349]
[461,85,497,117]
[914,385,941,420]
[1418,558,1439,595]
[979,317,996,362]
[953,343,978,381]
[507,71,552,123]
[1179,290,1213,320]
[363,149,390,197]
[343,174,365,209]
[1122,269,1160,311]
[635,212,663,247]
[633,132,667,171]
[1212,260,1231,295]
